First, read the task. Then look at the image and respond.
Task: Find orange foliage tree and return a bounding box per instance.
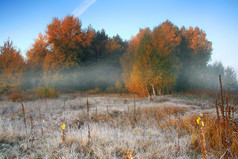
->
[176,26,212,90]
[44,16,94,86]
[152,20,181,56]
[121,21,181,97]
[25,33,49,87]
[25,15,126,90]
[27,33,49,70]
[121,20,213,95]
[151,20,181,94]
[120,28,151,89]
[46,15,94,69]
[0,40,25,92]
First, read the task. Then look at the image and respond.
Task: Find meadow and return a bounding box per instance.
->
[0,91,237,159]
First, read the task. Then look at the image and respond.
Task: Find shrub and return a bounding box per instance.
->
[6,88,26,102]
[115,81,123,90]
[105,87,116,93]
[87,88,100,94]
[36,86,58,98]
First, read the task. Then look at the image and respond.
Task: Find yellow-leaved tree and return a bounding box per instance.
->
[121,20,181,97]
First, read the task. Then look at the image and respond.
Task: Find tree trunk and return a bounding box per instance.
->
[151,84,156,98]
[146,86,151,101]
[157,89,161,96]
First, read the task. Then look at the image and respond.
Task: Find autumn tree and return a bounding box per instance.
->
[152,20,181,56]
[106,36,123,54]
[121,20,215,95]
[120,28,151,88]
[24,33,49,87]
[175,26,212,90]
[121,21,181,97]
[27,33,49,70]
[24,15,127,90]
[151,20,181,94]
[0,39,25,92]
[42,15,94,87]
[128,30,155,97]
[46,15,94,70]
[26,33,49,71]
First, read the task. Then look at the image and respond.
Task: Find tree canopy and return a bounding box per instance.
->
[0,39,25,92]
[0,16,237,95]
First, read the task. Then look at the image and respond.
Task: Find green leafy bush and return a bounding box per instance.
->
[105,87,116,93]
[87,88,101,94]
[36,86,58,98]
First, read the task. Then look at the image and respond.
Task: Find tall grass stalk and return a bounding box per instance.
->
[215,101,220,124]
[30,114,33,135]
[217,75,234,158]
[21,102,30,152]
[133,95,136,128]
[21,102,27,132]
[37,105,44,136]
[87,98,91,146]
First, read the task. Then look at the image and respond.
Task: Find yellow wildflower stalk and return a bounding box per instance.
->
[61,124,66,130]
[61,124,66,144]
[61,123,66,157]
[197,114,207,159]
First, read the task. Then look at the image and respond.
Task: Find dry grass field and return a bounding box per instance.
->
[0,94,237,158]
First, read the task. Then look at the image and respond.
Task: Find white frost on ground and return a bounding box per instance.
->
[0,94,237,158]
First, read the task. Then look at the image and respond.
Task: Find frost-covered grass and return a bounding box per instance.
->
[0,95,237,158]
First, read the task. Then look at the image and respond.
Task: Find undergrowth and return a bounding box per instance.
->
[36,86,58,98]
